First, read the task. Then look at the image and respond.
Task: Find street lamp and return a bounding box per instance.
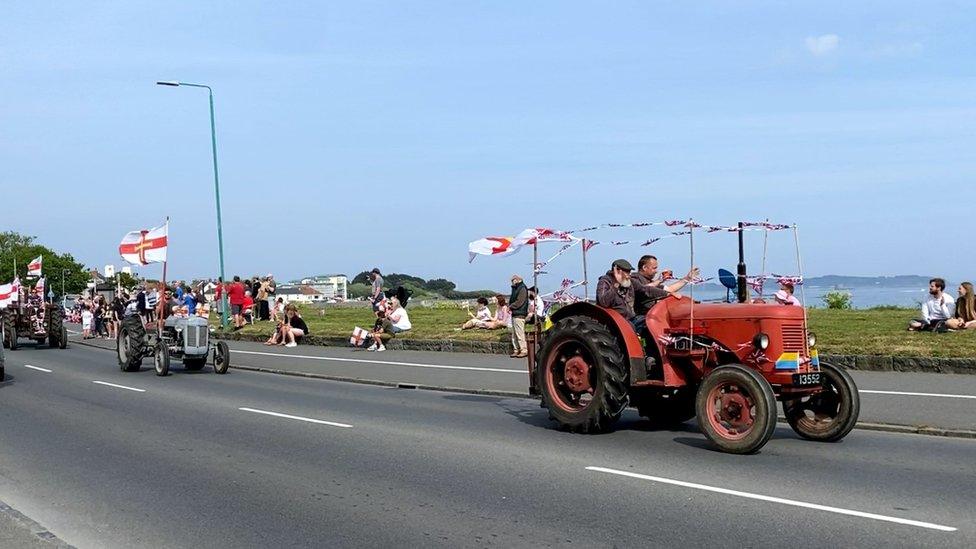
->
[156,80,229,329]
[61,268,69,309]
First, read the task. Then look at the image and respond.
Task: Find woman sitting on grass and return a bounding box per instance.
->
[460,297,493,330]
[387,297,412,334]
[480,295,510,330]
[265,304,309,347]
[947,282,976,331]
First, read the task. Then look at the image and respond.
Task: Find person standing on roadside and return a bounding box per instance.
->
[369,268,385,311]
[214,277,224,318]
[228,276,246,329]
[264,274,276,321]
[508,274,529,358]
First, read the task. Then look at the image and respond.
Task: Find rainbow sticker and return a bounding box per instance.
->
[775,352,799,370]
[810,349,820,368]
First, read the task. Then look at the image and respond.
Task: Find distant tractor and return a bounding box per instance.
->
[530,230,859,454]
[2,298,68,352]
[117,314,229,376]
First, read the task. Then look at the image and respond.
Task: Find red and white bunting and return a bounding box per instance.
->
[119,222,168,266]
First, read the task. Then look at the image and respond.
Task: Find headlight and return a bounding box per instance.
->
[807,332,816,347]
[753,332,769,350]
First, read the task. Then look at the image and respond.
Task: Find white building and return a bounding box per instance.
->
[277,285,325,304]
[297,274,347,300]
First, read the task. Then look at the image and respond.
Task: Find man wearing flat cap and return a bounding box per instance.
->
[596,259,647,333]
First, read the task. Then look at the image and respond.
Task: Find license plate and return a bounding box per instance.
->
[792,372,822,387]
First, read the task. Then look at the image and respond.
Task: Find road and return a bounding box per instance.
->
[0,342,974,547]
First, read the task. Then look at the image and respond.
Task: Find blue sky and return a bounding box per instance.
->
[2,1,974,291]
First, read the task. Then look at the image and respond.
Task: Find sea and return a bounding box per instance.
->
[686,285,929,309]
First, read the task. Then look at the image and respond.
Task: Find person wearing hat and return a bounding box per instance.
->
[509,274,529,358]
[597,259,647,333]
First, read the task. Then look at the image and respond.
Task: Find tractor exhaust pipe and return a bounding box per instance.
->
[737,222,748,303]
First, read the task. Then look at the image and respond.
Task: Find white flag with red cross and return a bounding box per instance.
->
[27,255,42,276]
[119,222,169,266]
[350,326,370,347]
[0,282,14,307]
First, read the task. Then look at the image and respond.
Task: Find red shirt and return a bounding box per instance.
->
[215,285,223,299]
[242,295,254,309]
[228,282,245,305]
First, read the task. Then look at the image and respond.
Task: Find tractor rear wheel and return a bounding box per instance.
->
[4,310,17,350]
[48,307,65,348]
[696,365,778,454]
[783,362,860,442]
[537,315,628,433]
[634,389,696,426]
[118,317,146,372]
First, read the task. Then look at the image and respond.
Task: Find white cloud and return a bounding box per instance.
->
[805,34,840,57]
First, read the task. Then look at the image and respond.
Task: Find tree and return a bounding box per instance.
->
[351,271,372,285]
[424,278,456,293]
[0,231,89,295]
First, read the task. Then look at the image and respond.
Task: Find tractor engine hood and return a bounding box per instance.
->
[664,300,806,323]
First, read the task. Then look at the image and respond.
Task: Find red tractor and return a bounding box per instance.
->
[530,240,859,454]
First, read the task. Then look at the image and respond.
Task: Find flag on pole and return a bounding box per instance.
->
[119,222,169,266]
[0,282,13,307]
[10,276,20,303]
[468,228,578,262]
[34,277,45,297]
[27,255,42,276]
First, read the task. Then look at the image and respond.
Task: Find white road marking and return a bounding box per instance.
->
[238,407,353,428]
[92,380,146,393]
[233,349,524,374]
[23,364,52,373]
[860,389,976,400]
[586,466,956,532]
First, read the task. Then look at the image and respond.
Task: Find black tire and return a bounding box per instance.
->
[213,341,229,374]
[118,317,146,372]
[58,326,68,349]
[154,343,170,376]
[184,357,207,371]
[633,389,697,426]
[48,307,64,349]
[536,315,628,433]
[4,310,17,351]
[696,365,778,454]
[783,362,860,442]
[0,344,5,381]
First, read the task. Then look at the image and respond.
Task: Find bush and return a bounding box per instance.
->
[347,283,371,299]
[822,290,853,310]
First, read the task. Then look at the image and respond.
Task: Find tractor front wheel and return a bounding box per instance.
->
[696,365,778,454]
[783,362,860,442]
[154,344,170,376]
[213,341,230,374]
[118,317,146,372]
[536,316,628,433]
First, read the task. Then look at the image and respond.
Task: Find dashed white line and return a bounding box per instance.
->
[586,466,956,532]
[860,389,976,400]
[238,407,352,428]
[23,364,52,373]
[233,349,524,374]
[92,380,145,393]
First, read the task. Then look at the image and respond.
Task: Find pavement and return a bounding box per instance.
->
[72,332,976,433]
[0,339,974,547]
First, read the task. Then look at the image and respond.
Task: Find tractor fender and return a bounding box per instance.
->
[549,302,645,360]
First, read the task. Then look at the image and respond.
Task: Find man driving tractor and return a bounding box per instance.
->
[597,258,699,335]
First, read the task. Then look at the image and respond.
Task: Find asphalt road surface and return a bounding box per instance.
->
[1,342,974,548]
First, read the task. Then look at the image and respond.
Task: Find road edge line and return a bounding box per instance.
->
[0,499,76,548]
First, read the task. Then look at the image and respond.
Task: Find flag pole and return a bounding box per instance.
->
[158,217,169,330]
[581,239,589,301]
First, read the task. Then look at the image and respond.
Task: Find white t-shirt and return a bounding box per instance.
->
[81,310,93,327]
[474,306,492,322]
[921,293,955,322]
[389,306,412,330]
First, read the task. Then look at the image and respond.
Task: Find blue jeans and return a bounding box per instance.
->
[630,315,647,336]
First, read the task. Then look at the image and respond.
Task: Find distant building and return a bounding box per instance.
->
[296,274,347,300]
[277,285,325,304]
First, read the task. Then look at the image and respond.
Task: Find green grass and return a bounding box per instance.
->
[223,305,976,358]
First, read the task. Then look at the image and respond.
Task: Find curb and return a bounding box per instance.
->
[71,338,976,440]
[0,499,75,548]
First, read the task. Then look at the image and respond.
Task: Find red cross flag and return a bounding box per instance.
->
[27,255,42,276]
[119,221,169,266]
[0,282,14,307]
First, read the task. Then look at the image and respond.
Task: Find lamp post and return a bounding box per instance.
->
[61,268,69,309]
[156,80,228,329]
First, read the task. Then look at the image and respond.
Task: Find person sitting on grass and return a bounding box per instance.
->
[480,295,510,330]
[270,297,284,323]
[265,304,309,347]
[460,297,493,330]
[387,297,412,334]
[909,278,955,332]
[367,309,394,352]
[242,290,255,325]
[947,282,976,331]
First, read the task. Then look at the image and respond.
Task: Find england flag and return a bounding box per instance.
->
[27,255,42,276]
